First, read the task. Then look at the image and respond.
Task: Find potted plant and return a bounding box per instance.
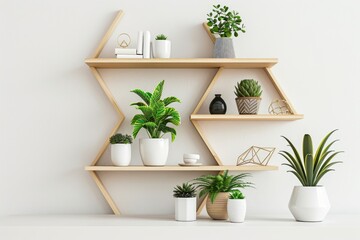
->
[173,182,197,221]
[280,130,343,222]
[234,79,262,114]
[227,190,246,223]
[207,4,245,58]
[153,34,171,58]
[130,80,181,166]
[194,170,252,220]
[109,133,133,166]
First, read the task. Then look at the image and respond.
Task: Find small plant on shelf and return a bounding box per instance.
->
[173,183,197,198]
[193,170,253,220]
[155,34,168,40]
[229,189,245,199]
[130,80,181,166]
[109,133,133,167]
[207,4,245,38]
[227,189,247,223]
[280,129,343,222]
[234,79,262,115]
[173,182,197,221]
[109,133,133,144]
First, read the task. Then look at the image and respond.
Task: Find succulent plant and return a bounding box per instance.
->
[234,79,262,98]
[173,183,197,198]
[280,130,343,186]
[229,190,245,199]
[207,4,245,38]
[155,34,168,40]
[109,133,133,144]
[193,170,253,203]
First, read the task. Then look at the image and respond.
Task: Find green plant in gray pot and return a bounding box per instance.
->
[207,4,245,58]
[280,130,343,222]
[234,79,262,114]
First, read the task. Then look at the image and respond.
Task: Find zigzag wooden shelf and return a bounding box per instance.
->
[85,10,303,216]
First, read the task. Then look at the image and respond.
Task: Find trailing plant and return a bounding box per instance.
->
[280,130,343,186]
[234,79,262,97]
[173,182,197,198]
[130,80,181,141]
[155,34,168,40]
[109,133,133,144]
[229,190,245,199]
[193,170,253,203]
[207,4,245,38]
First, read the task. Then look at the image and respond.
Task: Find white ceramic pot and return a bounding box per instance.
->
[288,186,330,222]
[139,138,169,166]
[175,197,196,221]
[111,144,131,166]
[153,40,171,58]
[227,199,246,223]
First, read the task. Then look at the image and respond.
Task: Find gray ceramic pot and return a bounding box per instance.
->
[213,38,235,58]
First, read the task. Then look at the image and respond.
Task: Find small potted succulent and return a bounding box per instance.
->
[280,130,343,222]
[173,182,197,221]
[234,79,262,114]
[130,80,181,166]
[153,34,171,58]
[109,133,133,166]
[193,170,252,220]
[207,4,246,58]
[227,190,246,223]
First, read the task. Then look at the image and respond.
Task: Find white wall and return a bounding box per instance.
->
[1,0,359,216]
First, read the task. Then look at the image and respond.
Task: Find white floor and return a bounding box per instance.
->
[0,214,359,240]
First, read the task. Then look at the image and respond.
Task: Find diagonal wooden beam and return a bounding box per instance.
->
[91,10,124,58]
[264,67,297,114]
[202,22,216,44]
[89,171,121,215]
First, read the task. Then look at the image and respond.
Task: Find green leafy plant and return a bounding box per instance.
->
[155,34,168,40]
[234,79,262,97]
[109,133,133,144]
[193,170,253,203]
[173,182,197,198]
[280,130,343,186]
[207,4,245,38]
[130,80,181,141]
[229,190,245,199]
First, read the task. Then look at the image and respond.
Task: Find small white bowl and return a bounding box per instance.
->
[183,154,200,160]
[183,158,197,164]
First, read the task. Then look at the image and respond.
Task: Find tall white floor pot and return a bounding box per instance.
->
[139,138,169,166]
[175,197,196,221]
[289,186,330,222]
[227,199,246,223]
[153,40,171,58]
[111,144,131,166]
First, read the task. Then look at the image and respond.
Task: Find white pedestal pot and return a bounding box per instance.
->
[227,199,246,223]
[175,197,196,221]
[289,186,330,222]
[139,138,169,166]
[111,144,131,166]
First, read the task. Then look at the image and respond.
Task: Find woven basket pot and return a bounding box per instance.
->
[206,192,229,220]
[235,97,261,114]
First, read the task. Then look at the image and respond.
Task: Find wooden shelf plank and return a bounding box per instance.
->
[85,165,278,172]
[85,58,278,69]
[191,114,304,121]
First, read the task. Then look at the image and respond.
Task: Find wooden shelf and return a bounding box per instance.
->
[85,165,278,172]
[191,114,304,121]
[85,58,278,69]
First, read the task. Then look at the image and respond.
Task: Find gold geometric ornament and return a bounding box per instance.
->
[268,99,292,115]
[237,146,276,166]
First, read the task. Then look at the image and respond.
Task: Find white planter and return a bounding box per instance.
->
[139,138,169,166]
[175,197,196,221]
[227,199,246,223]
[153,40,171,58]
[111,144,131,166]
[289,186,330,222]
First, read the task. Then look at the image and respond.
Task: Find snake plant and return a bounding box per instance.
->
[280,130,343,186]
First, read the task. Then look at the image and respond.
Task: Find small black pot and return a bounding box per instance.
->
[209,94,227,114]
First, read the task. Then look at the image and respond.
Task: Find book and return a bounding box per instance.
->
[136,31,143,55]
[115,48,137,55]
[116,54,143,59]
[143,31,151,59]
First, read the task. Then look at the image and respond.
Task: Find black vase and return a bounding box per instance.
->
[209,94,227,114]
